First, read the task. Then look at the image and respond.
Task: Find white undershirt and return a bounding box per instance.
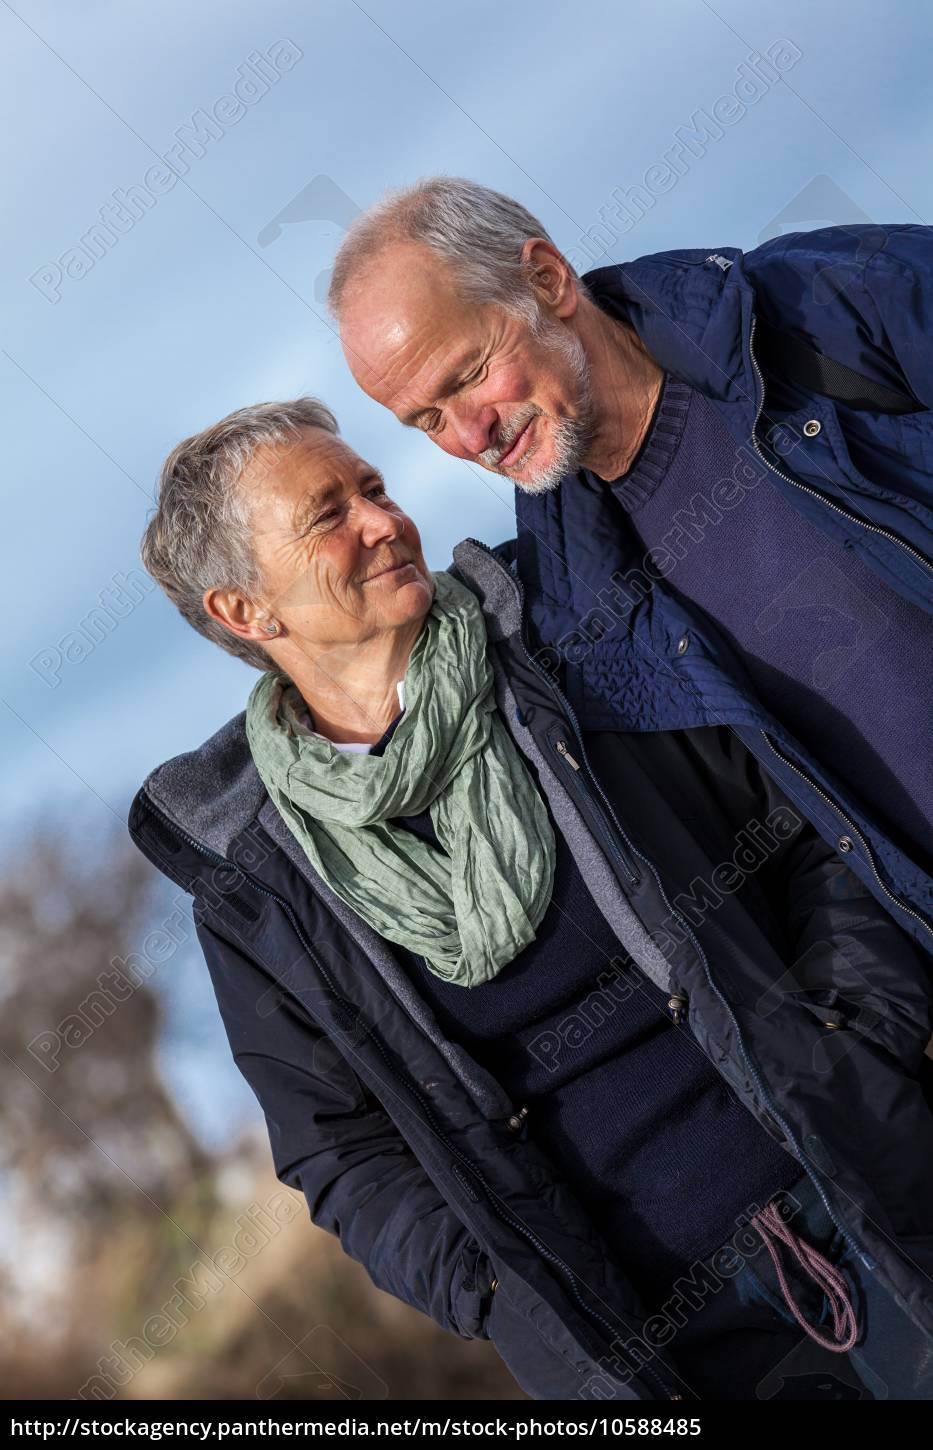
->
[296,680,406,754]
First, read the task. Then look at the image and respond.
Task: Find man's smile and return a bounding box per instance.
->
[497,415,538,470]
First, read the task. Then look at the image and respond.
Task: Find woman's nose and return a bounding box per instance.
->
[356,494,402,545]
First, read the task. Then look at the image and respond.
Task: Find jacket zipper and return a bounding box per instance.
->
[747,313,933,578]
[464,538,642,889]
[466,541,691,1022]
[760,731,933,945]
[554,733,690,1023]
[137,793,682,1399]
[459,543,870,1271]
[552,734,640,888]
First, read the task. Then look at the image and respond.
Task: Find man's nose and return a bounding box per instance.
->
[445,402,500,460]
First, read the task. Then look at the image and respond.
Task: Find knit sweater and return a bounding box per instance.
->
[607,372,933,874]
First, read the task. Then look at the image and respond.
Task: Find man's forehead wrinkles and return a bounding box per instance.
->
[360,335,422,408]
[396,349,480,426]
[348,298,477,412]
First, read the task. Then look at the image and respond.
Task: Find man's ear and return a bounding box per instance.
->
[521,238,579,319]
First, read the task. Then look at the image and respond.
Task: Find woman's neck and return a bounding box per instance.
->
[279,617,422,745]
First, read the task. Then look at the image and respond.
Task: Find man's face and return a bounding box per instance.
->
[339,242,595,492]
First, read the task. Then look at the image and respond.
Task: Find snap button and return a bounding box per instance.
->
[490,1277,499,1293]
[667,993,689,1025]
[838,835,854,854]
[676,634,689,656]
[803,419,822,438]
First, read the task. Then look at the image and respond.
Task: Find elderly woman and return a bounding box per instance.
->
[130,398,933,1402]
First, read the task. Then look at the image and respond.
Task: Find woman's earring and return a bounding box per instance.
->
[264,621,279,635]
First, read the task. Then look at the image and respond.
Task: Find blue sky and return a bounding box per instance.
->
[3,0,931,1143]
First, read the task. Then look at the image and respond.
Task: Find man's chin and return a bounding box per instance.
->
[510,469,563,495]
[506,448,567,494]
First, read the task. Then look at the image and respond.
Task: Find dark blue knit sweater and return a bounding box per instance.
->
[608,372,933,873]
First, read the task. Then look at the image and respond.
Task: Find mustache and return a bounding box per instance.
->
[480,405,542,468]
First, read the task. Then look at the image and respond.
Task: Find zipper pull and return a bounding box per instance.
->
[667,991,689,1025]
[555,739,581,770]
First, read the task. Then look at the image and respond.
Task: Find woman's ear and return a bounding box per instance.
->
[203,586,273,648]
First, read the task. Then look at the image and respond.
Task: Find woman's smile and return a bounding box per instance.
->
[361,558,417,584]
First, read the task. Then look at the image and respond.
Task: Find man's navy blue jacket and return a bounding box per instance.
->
[517,224,933,961]
[129,536,933,1402]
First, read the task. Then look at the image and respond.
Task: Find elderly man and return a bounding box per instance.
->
[329,178,933,962]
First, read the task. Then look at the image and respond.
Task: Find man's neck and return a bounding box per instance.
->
[576,301,665,482]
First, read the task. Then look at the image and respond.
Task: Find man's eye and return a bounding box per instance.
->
[460,363,487,389]
[419,410,443,435]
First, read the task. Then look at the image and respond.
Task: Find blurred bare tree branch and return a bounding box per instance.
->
[0,824,524,1400]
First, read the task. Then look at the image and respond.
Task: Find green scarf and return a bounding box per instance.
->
[244,570,556,986]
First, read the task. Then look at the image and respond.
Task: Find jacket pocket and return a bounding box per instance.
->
[794,988,929,1075]
[482,1279,609,1399]
[452,1238,496,1340]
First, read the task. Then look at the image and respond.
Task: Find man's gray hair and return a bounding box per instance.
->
[141,397,338,671]
[328,176,585,325]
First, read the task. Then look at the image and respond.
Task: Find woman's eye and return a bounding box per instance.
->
[308,507,342,532]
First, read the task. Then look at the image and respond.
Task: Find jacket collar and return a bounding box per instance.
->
[583,247,760,432]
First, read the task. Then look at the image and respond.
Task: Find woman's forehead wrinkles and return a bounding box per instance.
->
[289,480,341,534]
[288,460,381,534]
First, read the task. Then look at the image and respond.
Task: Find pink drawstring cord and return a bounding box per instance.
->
[750,1199,860,1352]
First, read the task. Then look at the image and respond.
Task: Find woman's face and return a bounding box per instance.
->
[244,426,434,650]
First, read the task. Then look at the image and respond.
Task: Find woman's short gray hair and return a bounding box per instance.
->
[141,397,338,671]
[328,176,586,325]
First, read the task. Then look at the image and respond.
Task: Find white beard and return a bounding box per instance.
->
[483,319,596,494]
